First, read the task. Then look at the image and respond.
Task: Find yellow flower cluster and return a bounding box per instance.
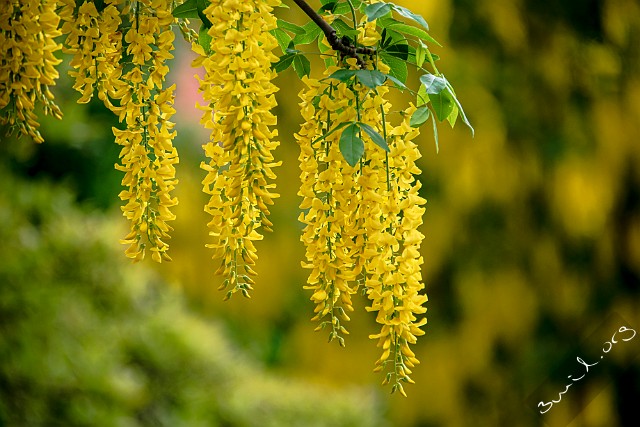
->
[194,0,281,299]
[0,0,62,143]
[59,0,122,107]
[296,63,370,346]
[110,0,179,263]
[366,108,428,396]
[296,57,428,393]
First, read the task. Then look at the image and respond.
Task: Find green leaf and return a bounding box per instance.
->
[390,3,429,31]
[431,109,440,153]
[380,27,388,46]
[320,1,337,13]
[354,70,387,89]
[330,3,353,15]
[292,21,322,45]
[377,15,402,31]
[285,41,300,54]
[417,82,429,105]
[383,43,413,61]
[444,79,474,136]
[293,55,311,78]
[386,22,441,47]
[379,25,402,47]
[410,106,430,128]
[415,41,426,68]
[272,53,295,73]
[173,0,199,18]
[429,90,455,121]
[384,73,407,90]
[311,121,352,144]
[332,19,359,37]
[197,0,212,28]
[420,73,447,95]
[271,28,292,53]
[339,123,365,167]
[425,47,439,71]
[447,104,459,127]
[365,2,392,21]
[326,69,357,83]
[198,24,212,54]
[358,122,389,151]
[277,19,306,35]
[380,52,408,83]
[321,0,362,15]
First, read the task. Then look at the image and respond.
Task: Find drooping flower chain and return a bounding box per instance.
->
[365,106,428,396]
[297,53,428,393]
[297,71,360,346]
[195,0,281,299]
[59,0,122,108]
[0,0,62,143]
[110,0,179,263]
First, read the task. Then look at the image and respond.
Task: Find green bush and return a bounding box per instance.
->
[0,168,385,427]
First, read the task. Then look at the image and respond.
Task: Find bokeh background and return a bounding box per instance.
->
[1,0,639,426]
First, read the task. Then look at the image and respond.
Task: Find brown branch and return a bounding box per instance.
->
[291,0,375,68]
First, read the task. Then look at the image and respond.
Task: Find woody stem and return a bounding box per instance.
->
[291,0,375,67]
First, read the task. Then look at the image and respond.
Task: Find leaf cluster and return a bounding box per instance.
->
[267,0,474,155]
[173,0,214,52]
[173,0,472,156]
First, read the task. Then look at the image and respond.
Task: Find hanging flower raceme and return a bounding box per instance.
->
[59,0,122,108]
[110,0,179,263]
[296,24,428,391]
[194,0,281,299]
[365,106,428,396]
[296,70,361,346]
[348,76,392,288]
[0,0,62,143]
[296,52,398,343]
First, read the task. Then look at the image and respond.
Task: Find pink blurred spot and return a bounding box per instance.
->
[174,49,206,125]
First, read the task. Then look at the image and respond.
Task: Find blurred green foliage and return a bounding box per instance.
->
[0,168,385,426]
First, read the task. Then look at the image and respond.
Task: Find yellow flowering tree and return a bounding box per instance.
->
[0,0,473,394]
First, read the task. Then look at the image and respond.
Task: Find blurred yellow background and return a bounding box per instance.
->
[168,1,640,425]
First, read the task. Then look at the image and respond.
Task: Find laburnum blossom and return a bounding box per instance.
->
[59,0,122,108]
[296,72,360,346]
[296,53,398,344]
[110,0,179,263]
[194,0,281,299]
[365,106,428,397]
[0,0,62,143]
[297,48,428,392]
[357,18,381,47]
[348,73,392,286]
